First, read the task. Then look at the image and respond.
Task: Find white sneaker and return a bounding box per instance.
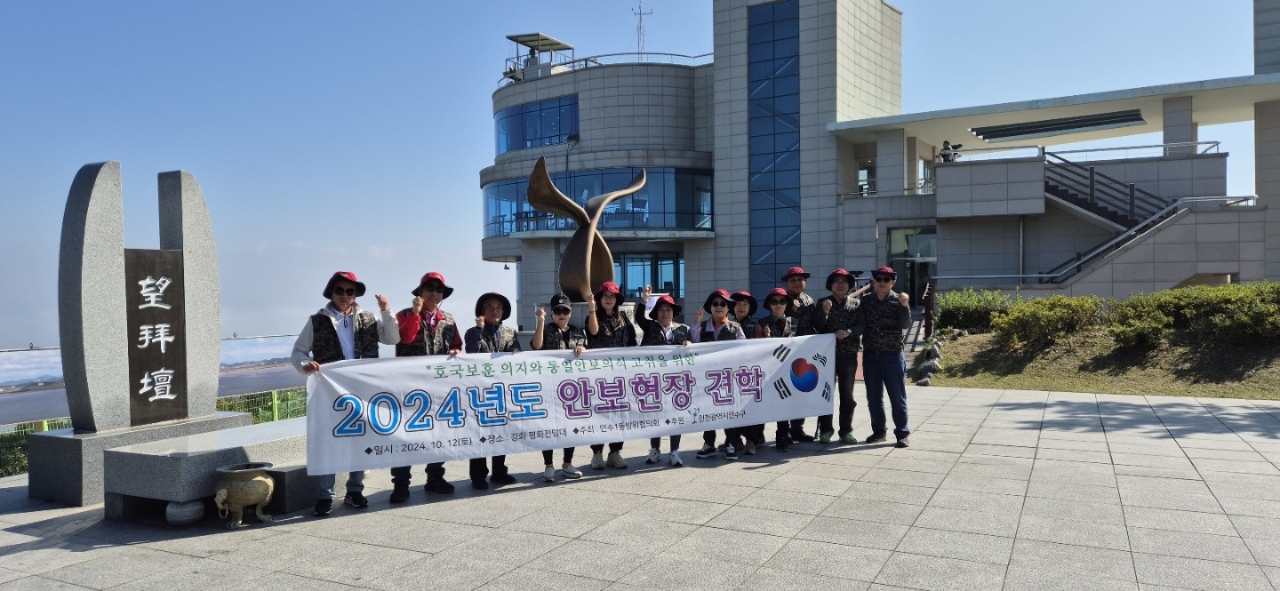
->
[562,463,582,479]
[669,451,684,466]
[543,466,556,483]
[606,451,628,469]
[695,444,717,459]
[646,448,661,464]
[590,452,605,470]
[725,444,739,461]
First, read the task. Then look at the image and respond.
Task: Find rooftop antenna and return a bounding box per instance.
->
[633,1,653,54]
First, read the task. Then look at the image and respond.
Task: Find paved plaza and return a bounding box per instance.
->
[2,386,1280,590]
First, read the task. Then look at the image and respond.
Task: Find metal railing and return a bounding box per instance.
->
[487,208,714,237]
[501,52,713,85]
[931,196,1256,285]
[1048,141,1221,161]
[937,145,1045,162]
[1045,153,1168,222]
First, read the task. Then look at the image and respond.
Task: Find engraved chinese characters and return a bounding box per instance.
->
[124,249,187,425]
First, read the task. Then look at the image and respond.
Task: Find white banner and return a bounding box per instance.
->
[306,335,836,474]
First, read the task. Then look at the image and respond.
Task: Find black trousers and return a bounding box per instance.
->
[817,354,859,436]
[390,462,445,487]
[775,418,806,439]
[541,448,575,464]
[703,428,744,449]
[469,456,507,481]
[590,442,624,453]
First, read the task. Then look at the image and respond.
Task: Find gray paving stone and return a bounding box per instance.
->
[1015,514,1130,551]
[252,571,369,591]
[505,508,616,538]
[579,513,697,551]
[962,444,1036,459]
[1036,448,1113,464]
[38,546,202,590]
[794,515,910,551]
[0,576,100,591]
[363,554,502,591]
[1116,475,1213,495]
[860,468,946,488]
[1132,553,1273,591]
[1124,506,1239,536]
[948,462,1032,482]
[841,482,935,505]
[110,559,277,591]
[873,552,1006,591]
[1112,464,1204,480]
[1037,438,1110,453]
[1023,495,1126,525]
[938,473,1027,496]
[896,527,1013,564]
[1243,536,1280,567]
[738,488,835,516]
[665,481,758,505]
[1128,527,1256,564]
[763,539,890,583]
[784,461,870,482]
[913,505,1019,538]
[624,497,730,525]
[1025,480,1121,504]
[525,540,657,582]
[665,527,787,566]
[926,488,1023,515]
[1119,489,1224,513]
[706,506,813,537]
[1202,472,1280,501]
[1219,496,1280,519]
[1009,539,1136,583]
[1182,447,1271,461]
[1002,566,1138,591]
[0,537,118,575]
[0,570,21,585]
[762,473,854,496]
[821,498,923,526]
[478,567,610,591]
[739,566,868,591]
[623,551,753,590]
[692,465,783,488]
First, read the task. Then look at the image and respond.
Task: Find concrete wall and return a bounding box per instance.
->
[1065,206,1267,298]
[935,158,1045,218]
[1256,100,1280,281]
[1257,0,1280,75]
[1023,202,1117,274]
[936,217,1023,286]
[1078,154,1228,200]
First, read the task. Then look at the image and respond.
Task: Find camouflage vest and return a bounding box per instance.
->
[467,324,519,353]
[396,309,458,357]
[761,315,797,339]
[588,310,638,349]
[311,310,380,364]
[538,323,588,351]
[736,316,760,339]
[698,319,744,342]
[639,320,691,346]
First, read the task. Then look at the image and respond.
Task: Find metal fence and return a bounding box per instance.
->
[0,388,306,478]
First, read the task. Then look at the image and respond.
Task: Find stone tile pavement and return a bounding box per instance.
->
[2,386,1280,590]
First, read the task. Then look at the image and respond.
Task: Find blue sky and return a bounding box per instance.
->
[0,0,1257,353]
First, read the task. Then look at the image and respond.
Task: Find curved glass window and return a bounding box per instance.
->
[495,95,579,155]
[484,167,713,238]
[614,253,685,300]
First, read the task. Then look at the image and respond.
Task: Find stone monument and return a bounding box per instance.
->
[27,162,251,507]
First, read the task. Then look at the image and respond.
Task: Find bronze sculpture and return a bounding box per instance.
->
[526,157,646,302]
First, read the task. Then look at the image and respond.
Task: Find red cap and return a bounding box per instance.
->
[730,290,758,317]
[648,294,683,319]
[323,271,366,298]
[412,272,454,299]
[826,268,854,290]
[873,266,897,278]
[703,289,733,314]
[781,266,811,280]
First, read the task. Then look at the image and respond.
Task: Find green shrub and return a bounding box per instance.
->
[936,289,1018,333]
[1110,283,1280,347]
[991,295,1106,346]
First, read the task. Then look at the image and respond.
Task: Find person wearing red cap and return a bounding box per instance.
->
[464,292,524,488]
[531,293,588,483]
[291,271,400,516]
[857,267,912,448]
[730,290,765,454]
[585,281,636,470]
[780,266,818,443]
[813,268,872,444]
[388,272,464,503]
[637,285,692,466]
[759,287,801,451]
[691,289,747,460]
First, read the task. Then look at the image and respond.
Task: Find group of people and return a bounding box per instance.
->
[291,265,913,517]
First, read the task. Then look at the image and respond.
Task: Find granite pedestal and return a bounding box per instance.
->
[26,411,251,507]
[103,417,311,522]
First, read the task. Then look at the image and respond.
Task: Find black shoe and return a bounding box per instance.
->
[425,479,455,494]
[776,436,792,452]
[471,479,489,490]
[866,432,888,444]
[895,438,910,448]
[344,492,369,508]
[389,486,410,504]
[490,473,518,486]
[792,429,816,443]
[313,499,332,517]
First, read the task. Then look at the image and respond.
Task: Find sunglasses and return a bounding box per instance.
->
[767,299,788,306]
[709,300,729,308]
[332,287,358,296]
[552,308,572,315]
[421,285,446,294]
[873,276,894,283]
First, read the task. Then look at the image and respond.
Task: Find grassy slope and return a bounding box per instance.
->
[931,330,1280,400]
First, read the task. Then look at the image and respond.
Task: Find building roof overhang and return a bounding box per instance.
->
[506,33,574,52]
[827,73,1280,147]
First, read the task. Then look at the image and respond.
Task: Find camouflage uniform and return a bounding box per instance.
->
[813,294,861,437]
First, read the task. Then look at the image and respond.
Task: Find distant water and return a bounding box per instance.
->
[0,336,301,387]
